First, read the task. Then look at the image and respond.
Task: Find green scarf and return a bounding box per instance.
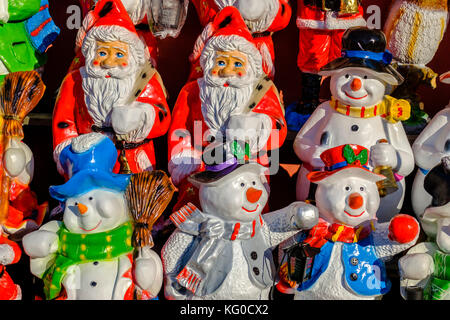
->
[425,250,450,300]
[43,221,134,300]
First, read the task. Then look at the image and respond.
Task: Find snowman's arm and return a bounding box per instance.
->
[385,121,415,176]
[412,110,448,170]
[293,103,328,164]
[372,221,419,261]
[134,246,164,298]
[161,229,195,300]
[263,202,318,247]
[22,221,61,259]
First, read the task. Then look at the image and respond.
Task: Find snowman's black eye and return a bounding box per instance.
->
[345,74,350,78]
[74,202,78,206]
[240,183,245,187]
[89,197,93,201]
[252,181,256,186]
[364,76,368,79]
[360,186,365,191]
[345,186,351,191]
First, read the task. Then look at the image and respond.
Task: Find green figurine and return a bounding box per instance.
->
[0,0,59,85]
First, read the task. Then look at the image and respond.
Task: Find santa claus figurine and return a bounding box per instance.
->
[168,6,286,209]
[188,0,292,80]
[0,228,22,300]
[53,0,171,176]
[293,27,414,223]
[285,0,366,131]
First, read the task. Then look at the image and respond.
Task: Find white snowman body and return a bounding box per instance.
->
[24,186,163,300]
[294,170,419,300]
[294,67,414,222]
[162,164,318,300]
[411,73,450,219]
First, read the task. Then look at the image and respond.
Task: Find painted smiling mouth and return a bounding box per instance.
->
[242,205,259,213]
[345,91,368,100]
[80,220,102,232]
[344,210,365,217]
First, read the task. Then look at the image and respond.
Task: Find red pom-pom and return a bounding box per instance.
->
[388,214,419,244]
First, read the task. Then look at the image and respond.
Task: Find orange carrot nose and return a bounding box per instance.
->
[77,203,88,215]
[351,78,362,91]
[246,188,263,204]
[348,193,364,210]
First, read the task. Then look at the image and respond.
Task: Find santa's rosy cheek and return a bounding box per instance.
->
[122,62,128,67]
[212,70,217,75]
[238,72,243,77]
[93,60,99,66]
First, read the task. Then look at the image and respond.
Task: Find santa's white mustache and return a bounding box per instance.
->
[204,72,255,88]
[86,64,134,79]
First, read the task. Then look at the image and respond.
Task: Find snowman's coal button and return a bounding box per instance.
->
[90,281,97,287]
[251,252,258,260]
[350,257,359,266]
[253,267,260,276]
[350,273,358,281]
[351,125,359,132]
[93,261,99,266]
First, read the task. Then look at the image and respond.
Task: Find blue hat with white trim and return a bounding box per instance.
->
[319,27,404,85]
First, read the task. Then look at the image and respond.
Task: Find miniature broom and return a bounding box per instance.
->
[125,170,175,249]
[0,71,45,224]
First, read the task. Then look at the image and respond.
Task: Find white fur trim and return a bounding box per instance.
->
[53,138,74,176]
[13,285,21,300]
[190,22,216,63]
[0,244,15,265]
[296,13,366,30]
[168,149,202,185]
[0,0,9,24]
[384,1,449,65]
[75,10,96,51]
[136,150,153,172]
[257,42,275,78]
[214,0,236,8]
[71,132,106,153]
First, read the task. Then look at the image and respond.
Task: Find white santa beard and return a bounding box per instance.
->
[81,66,136,127]
[198,75,255,133]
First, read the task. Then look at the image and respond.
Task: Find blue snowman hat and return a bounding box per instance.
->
[49,135,131,202]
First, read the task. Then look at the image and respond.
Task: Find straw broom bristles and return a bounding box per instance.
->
[125,170,175,248]
[0,71,45,224]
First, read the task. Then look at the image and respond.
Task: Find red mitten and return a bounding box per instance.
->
[388,214,419,244]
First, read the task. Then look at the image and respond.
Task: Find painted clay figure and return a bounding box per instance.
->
[291,144,419,300]
[53,0,171,176]
[74,0,189,71]
[384,0,448,134]
[162,157,319,300]
[23,133,172,300]
[399,157,450,300]
[293,27,414,222]
[168,6,286,209]
[0,71,49,299]
[411,71,450,220]
[188,0,292,80]
[285,0,366,131]
[0,0,59,85]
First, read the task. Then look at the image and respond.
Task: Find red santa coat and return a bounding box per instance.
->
[53,69,171,175]
[188,0,292,80]
[0,236,21,300]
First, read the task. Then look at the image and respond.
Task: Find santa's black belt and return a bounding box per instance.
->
[252,31,271,38]
[304,0,344,12]
[115,139,151,150]
[91,125,115,133]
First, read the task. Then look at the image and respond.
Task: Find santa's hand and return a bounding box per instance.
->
[134,247,163,297]
[0,244,14,265]
[111,103,155,142]
[388,214,420,244]
[23,230,59,258]
[235,0,268,21]
[3,147,26,177]
[226,113,272,152]
[290,202,319,230]
[370,143,398,169]
[398,253,433,281]
[168,151,202,186]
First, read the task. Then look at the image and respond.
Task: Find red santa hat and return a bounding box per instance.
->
[191,6,268,77]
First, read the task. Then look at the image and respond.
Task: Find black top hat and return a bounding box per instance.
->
[424,157,450,208]
[319,27,404,85]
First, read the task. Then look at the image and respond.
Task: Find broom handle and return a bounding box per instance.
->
[0,134,11,224]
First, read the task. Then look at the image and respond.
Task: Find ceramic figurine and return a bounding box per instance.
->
[290,144,419,300]
[0,0,59,85]
[73,0,189,71]
[411,71,450,220]
[53,0,171,176]
[161,156,319,300]
[188,0,292,80]
[0,71,50,300]
[293,27,414,223]
[168,6,286,209]
[399,157,450,300]
[23,133,174,300]
[384,0,448,135]
[285,0,366,131]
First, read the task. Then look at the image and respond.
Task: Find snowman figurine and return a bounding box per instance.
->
[399,157,450,300]
[411,71,450,221]
[293,27,414,222]
[293,144,419,300]
[162,156,319,300]
[23,133,163,300]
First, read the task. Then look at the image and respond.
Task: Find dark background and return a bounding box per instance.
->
[8,0,450,300]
